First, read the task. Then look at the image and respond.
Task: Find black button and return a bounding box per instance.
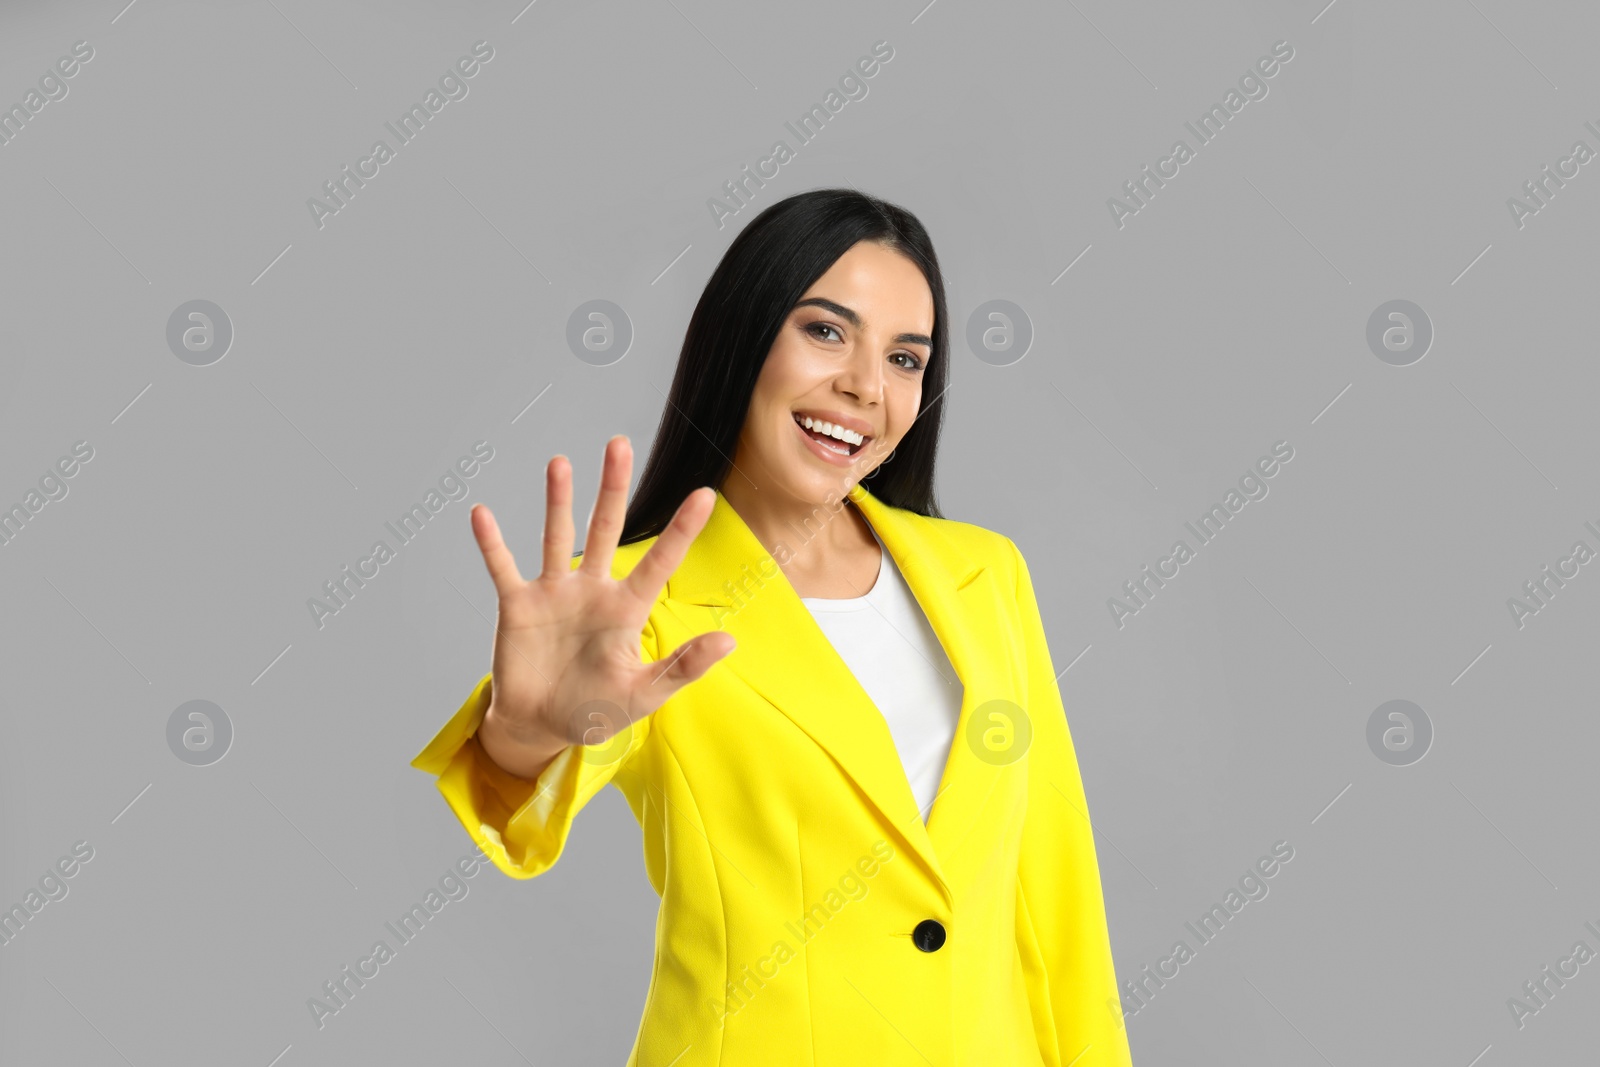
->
[912,919,946,952]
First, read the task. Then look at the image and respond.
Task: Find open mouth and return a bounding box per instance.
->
[793,412,870,458]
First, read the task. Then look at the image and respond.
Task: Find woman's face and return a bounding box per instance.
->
[730,239,935,507]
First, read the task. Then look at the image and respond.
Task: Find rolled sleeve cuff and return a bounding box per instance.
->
[410,671,646,880]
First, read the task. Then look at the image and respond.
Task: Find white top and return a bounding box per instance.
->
[800,528,964,823]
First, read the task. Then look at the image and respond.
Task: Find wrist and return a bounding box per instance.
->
[482,702,567,761]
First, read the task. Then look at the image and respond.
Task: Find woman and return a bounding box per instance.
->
[411,189,1133,1066]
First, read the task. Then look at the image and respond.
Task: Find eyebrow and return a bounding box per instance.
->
[793,297,933,349]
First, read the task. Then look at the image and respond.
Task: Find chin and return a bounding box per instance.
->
[778,464,859,509]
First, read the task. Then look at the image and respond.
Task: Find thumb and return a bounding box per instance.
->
[638,631,737,703]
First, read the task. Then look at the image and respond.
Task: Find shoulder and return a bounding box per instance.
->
[903,509,1021,579]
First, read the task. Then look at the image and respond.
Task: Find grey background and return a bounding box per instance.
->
[1,0,1596,1063]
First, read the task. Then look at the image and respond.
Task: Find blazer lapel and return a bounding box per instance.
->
[659,481,1019,902]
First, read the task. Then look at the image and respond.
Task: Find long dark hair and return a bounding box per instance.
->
[620,188,949,545]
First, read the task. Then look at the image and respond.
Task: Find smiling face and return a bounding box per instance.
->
[729,239,935,509]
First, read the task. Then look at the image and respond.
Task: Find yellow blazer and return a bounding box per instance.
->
[411,481,1133,1066]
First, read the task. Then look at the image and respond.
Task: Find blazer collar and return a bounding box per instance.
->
[661,481,1018,901]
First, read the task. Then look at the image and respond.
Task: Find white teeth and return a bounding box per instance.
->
[796,414,865,446]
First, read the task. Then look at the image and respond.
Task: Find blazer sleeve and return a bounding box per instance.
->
[409,615,658,881]
[1008,538,1134,1066]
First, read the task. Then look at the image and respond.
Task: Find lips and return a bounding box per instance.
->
[792,411,871,457]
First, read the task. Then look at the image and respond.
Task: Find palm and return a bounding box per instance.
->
[472,436,733,758]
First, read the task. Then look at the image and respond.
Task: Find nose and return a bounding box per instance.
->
[835,343,884,405]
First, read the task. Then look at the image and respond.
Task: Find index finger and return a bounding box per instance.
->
[621,487,716,605]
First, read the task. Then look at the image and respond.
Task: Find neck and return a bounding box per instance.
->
[720,478,875,572]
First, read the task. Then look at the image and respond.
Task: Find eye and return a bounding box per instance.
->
[803,318,925,370]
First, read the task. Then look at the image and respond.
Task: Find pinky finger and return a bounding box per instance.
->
[471,503,525,592]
